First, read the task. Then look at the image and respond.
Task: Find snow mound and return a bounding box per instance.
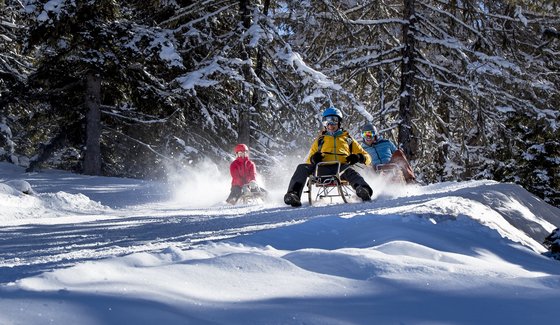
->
[0,183,22,196]
[39,191,110,213]
[0,188,111,222]
[3,180,34,194]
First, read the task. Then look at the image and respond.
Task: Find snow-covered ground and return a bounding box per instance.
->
[1,161,560,324]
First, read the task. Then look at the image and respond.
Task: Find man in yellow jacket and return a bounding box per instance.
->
[284,107,373,207]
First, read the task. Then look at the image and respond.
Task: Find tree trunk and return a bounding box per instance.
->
[398,0,418,159]
[238,102,251,145]
[83,72,102,175]
[245,0,270,147]
[239,0,251,29]
[238,0,253,146]
[436,97,450,174]
[253,0,269,83]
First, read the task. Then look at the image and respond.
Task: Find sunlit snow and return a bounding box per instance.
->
[1,161,560,324]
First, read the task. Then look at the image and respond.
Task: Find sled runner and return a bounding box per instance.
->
[306,161,354,205]
[375,163,406,184]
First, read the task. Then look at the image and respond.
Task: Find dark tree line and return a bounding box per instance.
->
[1,0,559,206]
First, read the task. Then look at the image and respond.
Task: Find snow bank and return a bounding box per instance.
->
[0,178,111,223]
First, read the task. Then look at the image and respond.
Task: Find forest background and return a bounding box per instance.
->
[0,0,559,207]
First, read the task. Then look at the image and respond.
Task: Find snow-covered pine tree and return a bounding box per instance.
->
[1,0,559,206]
[0,0,32,165]
[22,0,186,177]
[165,0,352,170]
[276,1,559,204]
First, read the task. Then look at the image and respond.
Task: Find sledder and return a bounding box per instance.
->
[284,107,374,207]
[226,144,267,205]
[360,123,417,184]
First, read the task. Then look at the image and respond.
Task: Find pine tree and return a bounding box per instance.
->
[23,0,185,177]
[2,0,559,206]
[0,0,32,164]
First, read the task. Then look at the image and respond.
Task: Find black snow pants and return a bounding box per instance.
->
[286,163,372,198]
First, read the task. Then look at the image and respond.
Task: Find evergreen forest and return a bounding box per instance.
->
[1,0,559,206]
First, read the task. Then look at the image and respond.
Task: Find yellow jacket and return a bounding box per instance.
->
[305,130,372,165]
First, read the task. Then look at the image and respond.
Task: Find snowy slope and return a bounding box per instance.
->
[1,162,560,324]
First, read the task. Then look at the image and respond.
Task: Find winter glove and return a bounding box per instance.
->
[310,152,324,164]
[346,153,365,165]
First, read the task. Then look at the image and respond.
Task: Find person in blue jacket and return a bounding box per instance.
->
[360,123,417,184]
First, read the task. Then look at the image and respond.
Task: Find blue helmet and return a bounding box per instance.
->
[322,107,343,121]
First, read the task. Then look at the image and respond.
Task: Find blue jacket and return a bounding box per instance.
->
[361,139,397,166]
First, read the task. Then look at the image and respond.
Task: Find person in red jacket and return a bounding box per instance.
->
[226,144,266,204]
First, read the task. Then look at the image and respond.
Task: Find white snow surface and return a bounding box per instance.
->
[1,161,560,324]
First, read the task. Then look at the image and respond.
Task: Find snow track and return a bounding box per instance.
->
[2,201,377,283]
[3,178,560,285]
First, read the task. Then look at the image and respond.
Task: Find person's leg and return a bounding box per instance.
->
[285,164,314,206]
[341,166,372,201]
[286,164,314,197]
[226,186,242,204]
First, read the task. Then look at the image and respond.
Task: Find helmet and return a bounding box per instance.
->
[322,107,343,120]
[361,123,377,136]
[234,143,249,153]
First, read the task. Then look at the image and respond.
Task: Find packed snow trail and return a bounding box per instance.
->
[2,180,559,284]
[0,204,312,283]
[2,162,559,287]
[0,198,389,283]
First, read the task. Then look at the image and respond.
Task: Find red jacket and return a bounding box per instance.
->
[230,156,256,187]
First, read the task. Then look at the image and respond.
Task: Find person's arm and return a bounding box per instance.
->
[389,141,398,153]
[246,160,257,182]
[304,138,320,164]
[351,139,372,166]
[230,161,243,187]
[230,161,236,178]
